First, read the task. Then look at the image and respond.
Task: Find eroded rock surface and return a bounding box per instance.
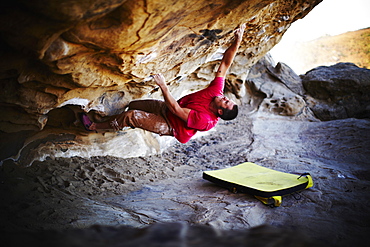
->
[0,0,322,166]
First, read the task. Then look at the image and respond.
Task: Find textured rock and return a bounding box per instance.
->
[302,62,370,120]
[244,54,315,119]
[0,0,322,165]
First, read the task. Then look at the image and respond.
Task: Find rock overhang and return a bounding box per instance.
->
[0,0,323,166]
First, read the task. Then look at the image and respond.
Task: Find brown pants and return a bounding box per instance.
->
[94,100,173,136]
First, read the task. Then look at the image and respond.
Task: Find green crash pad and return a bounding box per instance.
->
[203,162,313,207]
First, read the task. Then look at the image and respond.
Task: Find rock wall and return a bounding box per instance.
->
[0,0,323,166]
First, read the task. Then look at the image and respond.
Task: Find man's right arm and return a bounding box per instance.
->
[153,74,191,122]
[215,23,246,78]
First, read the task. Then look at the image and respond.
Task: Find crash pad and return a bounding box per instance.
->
[203,162,313,207]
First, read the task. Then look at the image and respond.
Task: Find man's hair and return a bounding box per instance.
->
[219,104,238,120]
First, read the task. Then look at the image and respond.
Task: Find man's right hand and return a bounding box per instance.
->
[152,73,191,122]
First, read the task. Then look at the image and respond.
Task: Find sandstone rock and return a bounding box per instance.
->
[302,62,370,120]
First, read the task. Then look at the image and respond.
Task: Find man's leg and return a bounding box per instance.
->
[126,99,173,134]
[119,110,173,135]
[128,99,166,115]
[91,100,173,136]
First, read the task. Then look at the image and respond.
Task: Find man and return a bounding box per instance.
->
[81,23,246,143]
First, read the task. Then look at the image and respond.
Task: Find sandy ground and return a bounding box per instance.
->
[1,106,370,246]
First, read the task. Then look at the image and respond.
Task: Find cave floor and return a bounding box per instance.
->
[1,107,370,247]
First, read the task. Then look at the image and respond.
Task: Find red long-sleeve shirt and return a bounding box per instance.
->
[167,77,224,143]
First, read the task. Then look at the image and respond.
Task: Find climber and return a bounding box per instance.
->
[80,23,246,143]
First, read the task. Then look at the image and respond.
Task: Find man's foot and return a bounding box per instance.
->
[79,113,93,131]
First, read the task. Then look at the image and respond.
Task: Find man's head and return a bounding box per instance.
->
[213,96,238,120]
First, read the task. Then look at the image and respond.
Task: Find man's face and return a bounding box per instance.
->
[214,96,235,110]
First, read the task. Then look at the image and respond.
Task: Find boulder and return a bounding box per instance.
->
[302,62,370,120]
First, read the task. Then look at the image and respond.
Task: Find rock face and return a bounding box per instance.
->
[0,0,323,166]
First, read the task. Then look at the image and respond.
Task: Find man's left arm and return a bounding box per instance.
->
[153,74,191,122]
